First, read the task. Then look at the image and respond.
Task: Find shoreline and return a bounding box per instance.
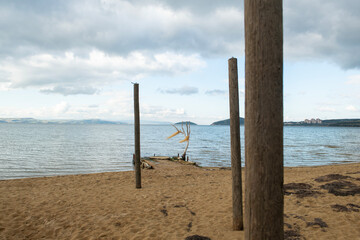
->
[1,161,360,182]
[1,160,360,239]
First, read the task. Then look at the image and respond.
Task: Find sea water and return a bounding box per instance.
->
[0,124,359,179]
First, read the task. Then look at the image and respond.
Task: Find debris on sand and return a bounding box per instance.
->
[160,206,168,217]
[284,183,321,198]
[185,235,211,240]
[320,181,360,196]
[284,229,303,240]
[331,203,360,212]
[306,218,328,228]
[315,174,351,182]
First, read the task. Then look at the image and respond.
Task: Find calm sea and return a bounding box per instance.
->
[0,124,359,180]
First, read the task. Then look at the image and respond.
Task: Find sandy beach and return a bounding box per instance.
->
[1,160,360,240]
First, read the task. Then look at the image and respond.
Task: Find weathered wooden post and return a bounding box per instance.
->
[228,57,244,230]
[244,0,283,239]
[134,83,141,189]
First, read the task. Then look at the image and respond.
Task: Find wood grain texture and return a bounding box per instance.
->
[134,83,141,189]
[228,57,244,231]
[244,0,283,239]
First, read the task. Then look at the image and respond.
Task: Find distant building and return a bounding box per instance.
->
[284,118,323,126]
[303,118,322,124]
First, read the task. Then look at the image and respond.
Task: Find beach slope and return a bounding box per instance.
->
[1,161,360,239]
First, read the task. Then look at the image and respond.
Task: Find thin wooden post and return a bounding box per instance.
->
[228,57,244,231]
[134,83,141,189]
[244,0,283,239]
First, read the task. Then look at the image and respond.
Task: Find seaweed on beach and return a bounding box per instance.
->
[293,215,305,221]
[314,174,351,182]
[287,213,307,222]
[284,222,292,229]
[331,203,360,212]
[285,183,312,190]
[187,208,196,216]
[331,204,351,212]
[160,206,168,217]
[284,183,321,198]
[348,203,360,209]
[174,204,186,208]
[320,180,360,196]
[114,222,122,227]
[187,221,193,232]
[284,224,304,240]
[185,235,211,240]
[284,230,303,240]
[306,218,328,228]
[219,167,231,170]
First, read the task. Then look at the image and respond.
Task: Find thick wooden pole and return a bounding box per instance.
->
[228,57,244,231]
[134,83,141,189]
[244,0,283,239]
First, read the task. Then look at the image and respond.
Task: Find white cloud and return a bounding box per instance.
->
[318,106,336,112]
[346,105,358,112]
[141,105,186,119]
[205,89,227,96]
[101,91,188,120]
[0,82,10,91]
[0,91,183,121]
[53,102,70,115]
[239,89,245,97]
[346,75,360,85]
[0,50,205,95]
[159,86,199,95]
[0,0,360,76]
[1,0,360,123]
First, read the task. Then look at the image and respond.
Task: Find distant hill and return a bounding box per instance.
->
[0,118,127,125]
[175,121,197,125]
[284,118,360,127]
[321,119,360,127]
[211,117,245,126]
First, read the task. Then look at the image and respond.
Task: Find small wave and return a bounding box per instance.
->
[339,153,352,156]
[324,145,341,148]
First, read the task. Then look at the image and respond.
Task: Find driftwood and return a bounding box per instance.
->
[173,159,197,166]
[149,156,170,160]
[140,159,154,169]
[147,156,197,166]
[132,154,155,169]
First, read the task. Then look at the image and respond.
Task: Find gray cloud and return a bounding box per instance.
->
[40,86,98,96]
[0,0,359,95]
[284,0,360,69]
[0,0,243,58]
[0,50,205,94]
[2,0,358,69]
[205,89,227,96]
[159,86,199,95]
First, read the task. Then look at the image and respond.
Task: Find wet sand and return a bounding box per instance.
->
[1,160,360,240]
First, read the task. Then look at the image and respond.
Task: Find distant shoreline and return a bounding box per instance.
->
[284,118,360,127]
[1,117,360,127]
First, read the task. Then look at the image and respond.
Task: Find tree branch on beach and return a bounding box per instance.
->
[167,122,191,160]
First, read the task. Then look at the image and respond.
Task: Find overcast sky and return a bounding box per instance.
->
[0,0,359,124]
